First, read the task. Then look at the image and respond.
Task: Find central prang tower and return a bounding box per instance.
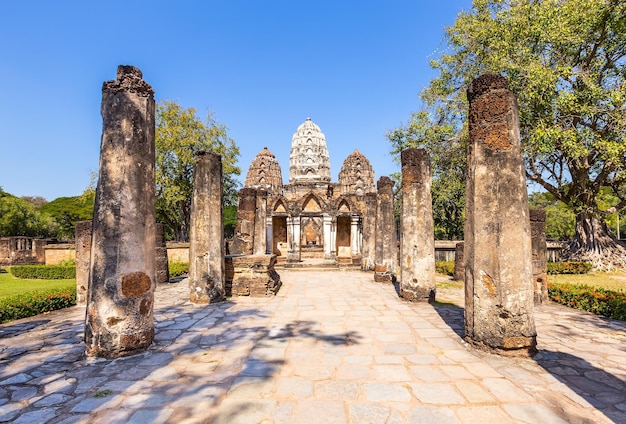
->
[289,117,331,184]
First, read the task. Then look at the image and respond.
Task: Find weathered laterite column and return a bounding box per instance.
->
[189,151,225,303]
[400,148,436,302]
[361,192,377,270]
[74,220,92,306]
[253,190,268,256]
[464,74,537,356]
[374,176,397,282]
[454,242,464,282]
[231,187,257,255]
[530,209,548,304]
[85,65,156,358]
[155,223,169,284]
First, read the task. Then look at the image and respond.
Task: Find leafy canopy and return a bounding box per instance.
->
[156,101,240,241]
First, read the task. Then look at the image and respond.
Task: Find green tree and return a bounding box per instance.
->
[390,0,626,269]
[156,101,240,241]
[0,187,56,237]
[39,190,95,240]
[529,192,576,240]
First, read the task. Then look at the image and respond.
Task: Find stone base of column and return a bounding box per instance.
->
[229,254,281,297]
[286,251,300,263]
[85,327,155,359]
[533,272,549,304]
[400,287,435,303]
[464,335,537,358]
[374,264,394,283]
[155,246,169,284]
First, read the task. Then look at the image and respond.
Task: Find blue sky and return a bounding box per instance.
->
[0,1,472,201]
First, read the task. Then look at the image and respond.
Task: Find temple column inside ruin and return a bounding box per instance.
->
[374,176,397,282]
[84,65,156,358]
[323,215,333,258]
[266,216,273,255]
[287,216,301,262]
[531,209,548,304]
[361,193,377,271]
[400,148,436,302]
[253,190,268,256]
[464,74,537,356]
[350,215,360,256]
[155,223,169,285]
[188,151,225,304]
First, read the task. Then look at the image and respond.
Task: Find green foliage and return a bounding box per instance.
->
[156,101,241,241]
[0,188,57,237]
[168,261,189,278]
[435,261,455,276]
[10,265,76,280]
[0,287,76,323]
[224,205,237,239]
[390,0,626,251]
[548,282,626,321]
[547,261,593,275]
[38,191,95,241]
[529,192,576,240]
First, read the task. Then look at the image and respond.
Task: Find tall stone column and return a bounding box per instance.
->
[287,215,301,262]
[464,74,537,356]
[350,215,360,256]
[323,215,333,258]
[75,220,92,306]
[189,151,225,303]
[85,65,156,358]
[155,223,169,284]
[361,193,377,270]
[400,148,435,302]
[454,242,464,282]
[266,216,273,255]
[374,176,397,282]
[530,209,549,304]
[253,190,268,256]
[231,188,256,255]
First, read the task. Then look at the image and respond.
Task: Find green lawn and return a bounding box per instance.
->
[549,272,626,291]
[0,269,75,299]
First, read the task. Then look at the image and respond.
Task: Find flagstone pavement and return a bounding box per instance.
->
[1,270,625,423]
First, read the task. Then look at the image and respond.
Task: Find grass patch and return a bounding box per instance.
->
[0,270,75,300]
[549,273,626,292]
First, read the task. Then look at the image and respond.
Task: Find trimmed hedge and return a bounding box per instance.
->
[547,261,592,275]
[548,282,626,321]
[10,265,76,280]
[435,261,455,276]
[168,261,189,278]
[0,288,76,323]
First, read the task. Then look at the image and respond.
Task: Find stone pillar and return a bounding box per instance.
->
[454,242,464,282]
[266,216,273,255]
[374,176,397,282]
[231,187,256,255]
[188,151,225,304]
[530,209,549,304]
[361,193,377,271]
[464,74,537,356]
[323,215,333,259]
[75,220,92,306]
[350,215,360,256]
[85,65,156,358]
[155,223,169,284]
[287,216,301,262]
[400,148,436,302]
[253,190,268,256]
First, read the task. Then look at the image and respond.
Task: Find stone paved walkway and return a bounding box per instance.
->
[1,270,625,423]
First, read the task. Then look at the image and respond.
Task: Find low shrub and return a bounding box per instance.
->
[548,282,626,321]
[547,261,592,275]
[10,265,76,280]
[169,261,189,278]
[435,261,455,276]
[0,288,76,323]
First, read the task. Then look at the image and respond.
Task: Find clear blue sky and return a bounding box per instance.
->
[0,1,472,201]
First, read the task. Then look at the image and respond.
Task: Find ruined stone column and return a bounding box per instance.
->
[400,148,436,302]
[454,242,465,282]
[155,223,169,284]
[361,192,377,271]
[75,220,92,306]
[85,65,156,358]
[350,215,360,256]
[266,216,273,255]
[530,209,549,304]
[323,215,333,259]
[189,151,225,304]
[231,187,256,255]
[464,74,537,356]
[287,215,301,263]
[253,190,268,256]
[374,176,397,282]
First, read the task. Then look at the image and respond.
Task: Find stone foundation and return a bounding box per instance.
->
[226,255,281,297]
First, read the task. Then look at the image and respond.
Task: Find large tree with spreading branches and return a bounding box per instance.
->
[389,0,626,270]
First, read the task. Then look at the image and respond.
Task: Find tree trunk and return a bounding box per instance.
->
[562,211,626,271]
